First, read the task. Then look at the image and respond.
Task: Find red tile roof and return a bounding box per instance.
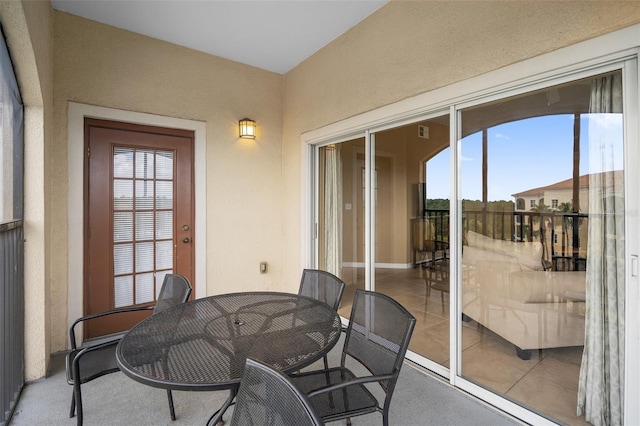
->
[512,171,623,197]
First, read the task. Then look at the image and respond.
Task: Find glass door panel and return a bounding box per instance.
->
[459,70,624,424]
[317,138,365,318]
[113,147,175,308]
[371,115,451,367]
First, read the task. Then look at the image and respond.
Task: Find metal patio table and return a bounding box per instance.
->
[115,291,341,425]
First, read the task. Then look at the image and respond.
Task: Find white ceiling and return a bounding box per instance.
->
[50,0,388,74]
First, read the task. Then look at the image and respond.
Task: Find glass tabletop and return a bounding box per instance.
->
[116,291,341,391]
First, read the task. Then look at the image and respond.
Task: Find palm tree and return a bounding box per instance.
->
[557,202,573,255]
[530,202,552,235]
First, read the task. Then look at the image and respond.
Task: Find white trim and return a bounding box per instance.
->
[623,57,640,426]
[67,103,207,337]
[299,23,640,425]
[365,131,374,290]
[300,141,313,270]
[449,105,460,385]
[312,145,319,268]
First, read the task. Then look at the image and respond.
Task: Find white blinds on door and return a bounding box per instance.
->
[113,147,175,307]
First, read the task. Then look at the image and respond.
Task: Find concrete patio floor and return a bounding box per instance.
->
[9,338,523,426]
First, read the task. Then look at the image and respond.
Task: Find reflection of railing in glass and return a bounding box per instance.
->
[460,208,589,360]
[464,209,588,271]
[411,209,449,266]
[412,208,588,271]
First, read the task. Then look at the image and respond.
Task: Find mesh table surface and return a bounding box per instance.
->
[116,292,341,391]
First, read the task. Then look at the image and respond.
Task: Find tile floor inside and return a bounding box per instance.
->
[337,266,589,426]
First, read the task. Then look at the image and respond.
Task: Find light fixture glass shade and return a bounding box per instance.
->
[239,118,256,139]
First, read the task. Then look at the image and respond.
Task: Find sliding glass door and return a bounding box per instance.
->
[458,69,625,425]
[368,117,452,370]
[317,138,365,318]
[312,63,635,425]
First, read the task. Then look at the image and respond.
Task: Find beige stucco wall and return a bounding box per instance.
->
[51,11,284,355]
[281,0,640,286]
[0,0,53,381]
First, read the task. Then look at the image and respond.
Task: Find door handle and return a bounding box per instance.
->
[183,237,190,244]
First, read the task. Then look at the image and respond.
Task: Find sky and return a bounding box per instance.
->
[426,113,623,201]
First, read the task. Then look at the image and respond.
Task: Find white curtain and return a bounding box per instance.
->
[577,72,625,425]
[324,145,343,277]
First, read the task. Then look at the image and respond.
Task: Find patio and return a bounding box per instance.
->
[9,336,520,426]
[1,3,637,426]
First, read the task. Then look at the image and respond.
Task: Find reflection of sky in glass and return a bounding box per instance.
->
[426,148,450,200]
[588,114,623,174]
[425,113,623,201]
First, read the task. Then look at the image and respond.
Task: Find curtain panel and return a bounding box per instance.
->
[323,145,343,277]
[577,71,625,426]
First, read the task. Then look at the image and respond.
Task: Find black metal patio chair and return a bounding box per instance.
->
[230,357,324,426]
[290,289,416,426]
[298,269,345,312]
[66,273,192,425]
[298,268,346,369]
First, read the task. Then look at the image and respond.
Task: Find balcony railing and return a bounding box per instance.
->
[1,220,24,425]
[413,209,588,269]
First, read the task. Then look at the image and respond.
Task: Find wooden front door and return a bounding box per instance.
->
[84,118,195,338]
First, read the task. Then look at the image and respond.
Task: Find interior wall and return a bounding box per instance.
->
[375,122,451,265]
[339,142,358,265]
[282,0,640,284]
[375,129,408,264]
[52,11,284,354]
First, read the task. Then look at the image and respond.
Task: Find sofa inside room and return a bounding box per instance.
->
[461,231,586,359]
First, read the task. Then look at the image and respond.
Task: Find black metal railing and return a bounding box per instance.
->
[464,209,589,260]
[1,220,24,425]
[411,209,450,265]
[413,209,588,267]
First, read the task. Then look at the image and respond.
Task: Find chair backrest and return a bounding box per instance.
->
[298,269,345,311]
[343,290,416,394]
[231,357,324,426]
[153,274,192,314]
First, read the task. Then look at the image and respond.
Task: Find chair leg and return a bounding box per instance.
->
[167,389,176,421]
[69,390,76,418]
[74,382,83,426]
[323,355,329,371]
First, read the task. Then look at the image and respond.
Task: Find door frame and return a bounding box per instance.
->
[67,102,207,338]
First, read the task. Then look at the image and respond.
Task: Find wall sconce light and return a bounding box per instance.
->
[239,118,256,139]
